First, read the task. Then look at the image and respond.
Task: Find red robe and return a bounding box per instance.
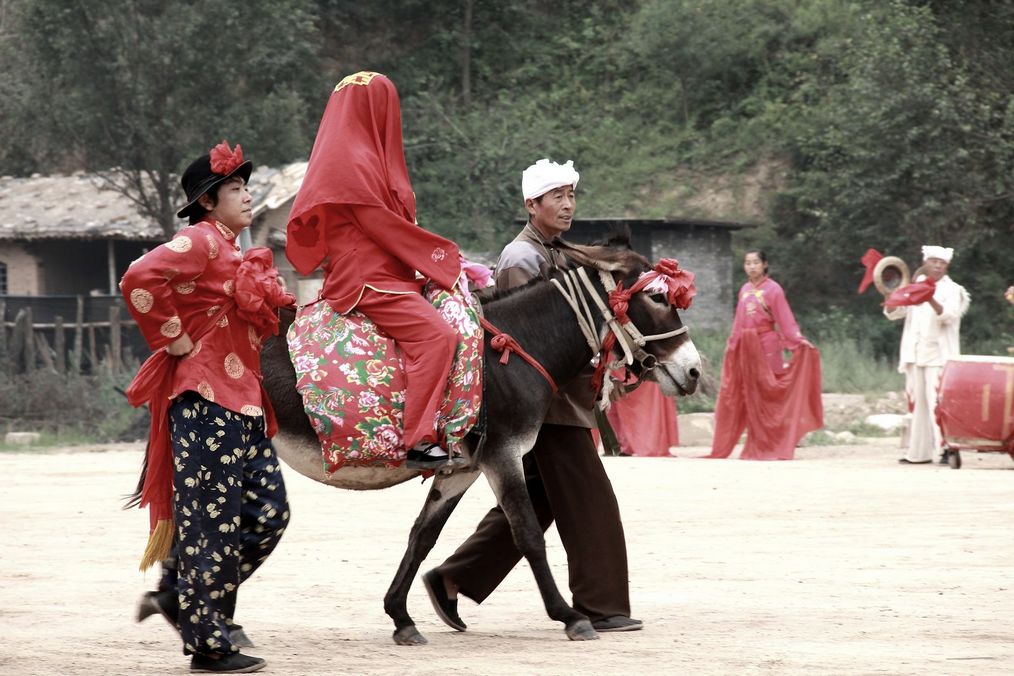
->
[606,380,679,457]
[729,278,804,375]
[121,219,273,416]
[285,72,460,305]
[708,277,823,460]
[285,72,461,450]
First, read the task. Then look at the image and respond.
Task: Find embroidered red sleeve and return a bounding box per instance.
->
[120,227,211,350]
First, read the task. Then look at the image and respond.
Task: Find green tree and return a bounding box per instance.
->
[0,0,45,175]
[770,1,1014,351]
[6,0,323,236]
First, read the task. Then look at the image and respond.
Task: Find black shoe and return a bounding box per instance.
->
[591,615,644,632]
[938,451,950,465]
[421,569,466,631]
[406,443,466,471]
[137,590,180,634]
[898,458,932,465]
[190,652,266,673]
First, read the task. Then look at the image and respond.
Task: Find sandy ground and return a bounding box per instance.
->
[2,439,1013,676]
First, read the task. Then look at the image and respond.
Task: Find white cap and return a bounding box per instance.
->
[921,245,954,263]
[521,159,580,201]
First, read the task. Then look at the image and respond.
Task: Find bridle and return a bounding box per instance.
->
[481,256,695,400]
[550,267,688,395]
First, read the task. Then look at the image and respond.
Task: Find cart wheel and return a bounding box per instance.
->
[947,450,961,469]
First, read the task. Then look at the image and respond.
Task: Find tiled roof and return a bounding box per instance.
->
[0,162,307,242]
[250,162,307,219]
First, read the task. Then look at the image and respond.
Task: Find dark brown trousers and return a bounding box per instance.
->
[435,423,631,622]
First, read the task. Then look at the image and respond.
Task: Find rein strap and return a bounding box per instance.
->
[479,316,558,394]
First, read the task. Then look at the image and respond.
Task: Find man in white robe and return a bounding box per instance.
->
[885,245,970,464]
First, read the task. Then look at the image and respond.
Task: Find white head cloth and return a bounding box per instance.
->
[521,159,580,200]
[921,245,954,263]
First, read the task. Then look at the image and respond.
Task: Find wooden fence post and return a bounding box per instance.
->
[109,304,121,377]
[72,295,84,375]
[87,324,97,372]
[54,316,66,374]
[0,298,7,373]
[10,308,26,374]
[36,332,55,371]
[22,307,34,372]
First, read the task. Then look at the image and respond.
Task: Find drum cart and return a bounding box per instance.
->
[936,356,1014,469]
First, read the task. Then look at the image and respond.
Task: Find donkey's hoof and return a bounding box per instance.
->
[565,619,599,641]
[393,625,428,646]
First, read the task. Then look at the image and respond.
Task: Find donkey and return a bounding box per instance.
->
[260,237,702,645]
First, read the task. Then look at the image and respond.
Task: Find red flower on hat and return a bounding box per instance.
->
[209,140,244,176]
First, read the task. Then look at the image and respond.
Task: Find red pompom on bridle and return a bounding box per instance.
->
[636,258,696,310]
[608,258,697,317]
[209,140,244,176]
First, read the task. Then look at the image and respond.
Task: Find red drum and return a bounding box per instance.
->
[936,356,1014,456]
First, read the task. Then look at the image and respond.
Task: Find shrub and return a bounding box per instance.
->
[0,363,148,446]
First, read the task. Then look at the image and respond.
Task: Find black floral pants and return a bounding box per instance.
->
[169,391,289,656]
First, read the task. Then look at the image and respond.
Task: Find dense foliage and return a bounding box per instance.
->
[1,0,1011,353]
[0,0,323,235]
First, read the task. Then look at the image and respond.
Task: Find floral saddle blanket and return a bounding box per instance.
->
[286,284,483,475]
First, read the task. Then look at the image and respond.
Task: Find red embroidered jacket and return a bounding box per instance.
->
[120,219,270,416]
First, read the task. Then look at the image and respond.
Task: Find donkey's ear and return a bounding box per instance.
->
[600,224,633,249]
[555,238,647,275]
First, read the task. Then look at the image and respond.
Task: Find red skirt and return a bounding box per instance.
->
[708,329,823,460]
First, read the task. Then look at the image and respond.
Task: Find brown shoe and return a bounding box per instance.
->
[591,616,643,632]
[190,652,265,673]
[422,569,466,631]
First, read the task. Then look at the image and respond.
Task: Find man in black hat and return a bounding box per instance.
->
[123,141,292,673]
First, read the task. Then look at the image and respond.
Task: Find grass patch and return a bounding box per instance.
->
[0,364,149,448]
[0,429,101,451]
[846,421,893,438]
[817,336,903,394]
[800,430,841,446]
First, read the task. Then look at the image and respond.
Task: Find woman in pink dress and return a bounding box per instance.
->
[708,250,823,460]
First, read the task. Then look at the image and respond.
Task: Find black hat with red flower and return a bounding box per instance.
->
[176,141,253,218]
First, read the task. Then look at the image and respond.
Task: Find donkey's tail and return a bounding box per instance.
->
[122,440,150,509]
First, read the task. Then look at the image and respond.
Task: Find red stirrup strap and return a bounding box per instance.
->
[479,316,558,394]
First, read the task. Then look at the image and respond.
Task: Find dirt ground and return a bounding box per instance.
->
[2,438,1013,676]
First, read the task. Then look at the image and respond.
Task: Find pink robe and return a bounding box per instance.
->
[730,278,803,375]
[708,278,823,460]
[606,381,679,457]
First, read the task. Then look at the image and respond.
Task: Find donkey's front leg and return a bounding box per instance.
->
[384,469,480,646]
[483,453,598,641]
